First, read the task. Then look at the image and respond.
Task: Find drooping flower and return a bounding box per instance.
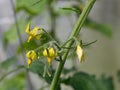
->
[43,47,57,65]
[26,50,37,68]
[76,45,85,63]
[25,23,42,42]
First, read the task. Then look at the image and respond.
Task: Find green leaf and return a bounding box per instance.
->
[117,70,120,82]
[3,18,28,47]
[62,72,97,90]
[0,72,25,90]
[17,40,38,53]
[56,3,84,15]
[85,19,112,37]
[29,60,45,76]
[61,7,81,14]
[15,0,47,15]
[96,75,114,90]
[62,72,114,90]
[0,56,17,69]
[29,60,54,84]
[63,67,76,75]
[56,7,79,15]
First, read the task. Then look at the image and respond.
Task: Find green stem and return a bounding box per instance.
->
[50,0,96,90]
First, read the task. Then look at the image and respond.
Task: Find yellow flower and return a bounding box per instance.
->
[43,48,57,65]
[26,50,37,68]
[26,50,37,60]
[25,23,42,42]
[76,45,85,63]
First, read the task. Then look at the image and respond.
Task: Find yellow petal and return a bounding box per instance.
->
[26,50,37,60]
[27,36,33,42]
[76,45,85,63]
[35,28,42,35]
[35,35,42,40]
[48,57,52,66]
[30,27,39,36]
[49,48,57,57]
[28,59,32,68]
[26,51,31,58]
[43,49,48,57]
[35,29,42,40]
[81,52,85,63]
[43,47,57,66]
[25,23,30,34]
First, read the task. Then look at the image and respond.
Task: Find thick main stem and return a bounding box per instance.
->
[50,0,96,90]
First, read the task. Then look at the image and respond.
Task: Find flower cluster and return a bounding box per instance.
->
[25,23,43,68]
[25,23,58,68]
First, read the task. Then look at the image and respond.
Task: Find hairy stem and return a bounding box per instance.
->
[50,0,96,90]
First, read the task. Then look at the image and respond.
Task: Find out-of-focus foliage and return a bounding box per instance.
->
[0,56,25,90]
[0,73,25,90]
[29,60,53,84]
[61,6,112,37]
[85,19,112,37]
[0,56,17,69]
[62,72,114,90]
[117,70,120,82]
[3,18,28,47]
[15,0,47,15]
[17,40,38,53]
[29,60,44,76]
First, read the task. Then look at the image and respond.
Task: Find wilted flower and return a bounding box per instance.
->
[76,45,85,63]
